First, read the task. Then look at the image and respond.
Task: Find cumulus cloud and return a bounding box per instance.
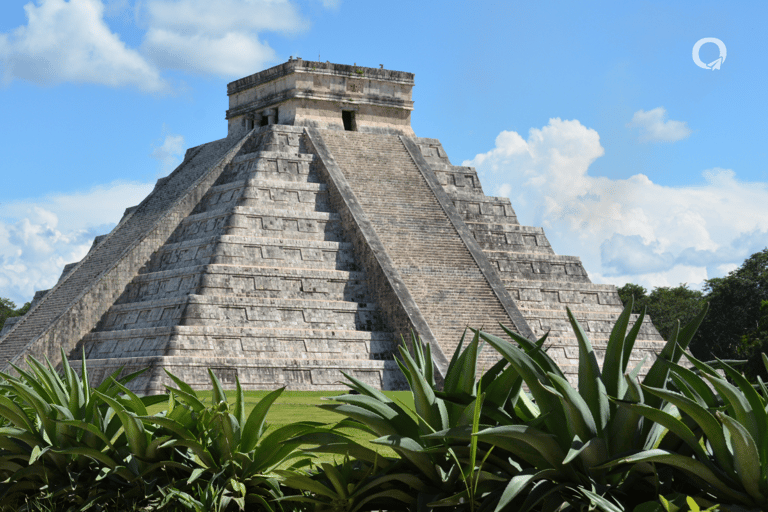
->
[628,107,692,142]
[151,133,185,175]
[0,181,154,304]
[139,0,307,76]
[466,119,768,291]
[0,0,168,92]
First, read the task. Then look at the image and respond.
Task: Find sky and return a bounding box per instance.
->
[1,0,766,306]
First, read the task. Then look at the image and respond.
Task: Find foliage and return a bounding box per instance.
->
[0,297,30,332]
[7,296,768,511]
[290,331,535,511]
[617,284,705,341]
[604,352,768,510]
[692,248,768,368]
[0,350,169,510]
[469,300,709,511]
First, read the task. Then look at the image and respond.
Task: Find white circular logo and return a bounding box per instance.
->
[692,38,726,70]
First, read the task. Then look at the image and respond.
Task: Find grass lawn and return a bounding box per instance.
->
[148,389,415,463]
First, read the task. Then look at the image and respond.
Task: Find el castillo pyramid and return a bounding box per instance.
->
[0,59,664,393]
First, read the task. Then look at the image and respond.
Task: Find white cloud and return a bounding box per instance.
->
[151,133,185,175]
[0,181,154,304]
[468,119,768,291]
[319,0,341,8]
[628,107,692,142]
[140,0,307,76]
[0,0,168,92]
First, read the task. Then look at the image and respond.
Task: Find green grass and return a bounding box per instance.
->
[148,389,415,462]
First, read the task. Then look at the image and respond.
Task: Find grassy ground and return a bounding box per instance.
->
[148,389,415,462]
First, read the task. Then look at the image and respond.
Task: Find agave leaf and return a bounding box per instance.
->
[288,432,390,467]
[138,415,194,441]
[339,371,394,404]
[598,449,747,504]
[642,306,708,408]
[479,332,569,443]
[575,488,624,512]
[233,376,245,428]
[615,400,709,463]
[644,386,725,462]
[371,434,441,482]
[475,425,566,470]
[275,470,340,499]
[351,489,415,512]
[493,326,564,380]
[494,467,558,512]
[443,329,468,395]
[668,366,716,408]
[398,345,448,432]
[518,480,566,512]
[0,397,35,431]
[93,390,148,458]
[320,462,348,498]
[355,472,427,496]
[240,386,284,452]
[717,412,765,503]
[2,380,55,442]
[108,378,148,416]
[331,394,418,435]
[602,298,634,399]
[621,308,646,375]
[567,307,610,436]
[208,369,228,406]
[546,372,598,443]
[715,358,767,443]
[703,373,759,445]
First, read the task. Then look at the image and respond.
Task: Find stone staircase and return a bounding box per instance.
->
[317,131,523,370]
[74,126,401,393]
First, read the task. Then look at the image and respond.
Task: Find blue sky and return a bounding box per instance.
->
[1,0,766,305]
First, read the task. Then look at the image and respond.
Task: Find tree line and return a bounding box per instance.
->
[618,247,768,380]
[0,298,30,333]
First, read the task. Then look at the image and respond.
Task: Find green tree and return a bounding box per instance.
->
[617,283,705,341]
[0,297,30,332]
[691,248,768,370]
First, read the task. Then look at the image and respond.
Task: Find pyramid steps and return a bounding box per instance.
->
[317,130,525,371]
[71,126,400,392]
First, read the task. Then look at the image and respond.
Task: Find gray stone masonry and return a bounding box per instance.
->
[65,126,403,393]
[410,137,666,379]
[0,59,667,390]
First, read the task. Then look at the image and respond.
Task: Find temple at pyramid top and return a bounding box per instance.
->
[225,59,415,137]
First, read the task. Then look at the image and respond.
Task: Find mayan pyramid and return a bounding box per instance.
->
[0,59,664,393]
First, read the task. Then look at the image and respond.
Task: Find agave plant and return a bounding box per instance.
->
[466,299,709,511]
[601,352,768,510]
[0,350,169,508]
[138,369,320,511]
[289,332,545,512]
[276,456,423,512]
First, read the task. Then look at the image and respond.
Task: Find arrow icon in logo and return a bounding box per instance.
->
[693,38,727,70]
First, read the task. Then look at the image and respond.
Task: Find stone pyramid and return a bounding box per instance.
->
[0,59,664,393]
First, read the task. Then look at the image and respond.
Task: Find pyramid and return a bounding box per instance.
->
[0,59,664,393]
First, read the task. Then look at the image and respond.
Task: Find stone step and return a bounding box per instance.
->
[72,354,405,393]
[170,207,344,244]
[144,236,357,272]
[118,264,372,303]
[506,281,622,306]
[98,295,383,332]
[237,180,330,212]
[83,325,395,360]
[226,206,344,241]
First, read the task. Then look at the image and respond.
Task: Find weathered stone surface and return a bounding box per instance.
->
[0,59,666,391]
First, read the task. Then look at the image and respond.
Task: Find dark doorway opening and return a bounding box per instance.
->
[342,110,356,131]
[260,116,269,127]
